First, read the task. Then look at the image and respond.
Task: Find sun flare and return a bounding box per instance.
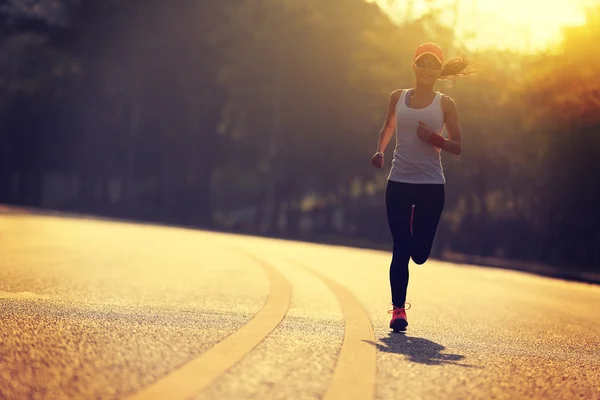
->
[371,0,592,52]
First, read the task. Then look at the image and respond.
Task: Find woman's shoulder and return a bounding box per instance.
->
[389,88,410,103]
[390,88,407,98]
[439,93,457,111]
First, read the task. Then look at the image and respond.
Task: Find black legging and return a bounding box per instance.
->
[385,180,445,307]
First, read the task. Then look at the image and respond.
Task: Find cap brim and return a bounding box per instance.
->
[414,52,443,64]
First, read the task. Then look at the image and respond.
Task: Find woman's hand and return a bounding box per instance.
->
[371,152,384,168]
[417,121,432,141]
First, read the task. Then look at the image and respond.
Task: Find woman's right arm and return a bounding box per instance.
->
[372,89,402,168]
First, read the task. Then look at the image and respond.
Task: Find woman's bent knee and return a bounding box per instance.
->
[411,252,430,265]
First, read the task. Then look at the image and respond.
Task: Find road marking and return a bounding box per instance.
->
[289,260,376,400]
[125,255,291,400]
[0,291,48,299]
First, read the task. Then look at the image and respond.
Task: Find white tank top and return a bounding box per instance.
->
[387,89,446,184]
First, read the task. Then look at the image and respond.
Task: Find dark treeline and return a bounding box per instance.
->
[1,0,598,272]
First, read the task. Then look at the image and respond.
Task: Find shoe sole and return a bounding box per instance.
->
[390,318,408,332]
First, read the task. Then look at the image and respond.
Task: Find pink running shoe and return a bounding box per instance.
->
[389,302,411,332]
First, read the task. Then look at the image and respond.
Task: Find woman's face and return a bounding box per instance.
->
[413,54,443,86]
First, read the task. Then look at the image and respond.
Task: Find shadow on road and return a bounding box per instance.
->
[364,333,480,368]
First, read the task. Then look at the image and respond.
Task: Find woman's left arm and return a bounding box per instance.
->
[440,95,462,155]
[417,95,462,155]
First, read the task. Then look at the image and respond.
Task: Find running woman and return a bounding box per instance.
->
[371,42,471,332]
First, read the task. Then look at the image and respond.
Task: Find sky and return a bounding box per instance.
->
[370,0,597,53]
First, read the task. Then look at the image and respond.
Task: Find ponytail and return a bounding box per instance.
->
[440,56,474,83]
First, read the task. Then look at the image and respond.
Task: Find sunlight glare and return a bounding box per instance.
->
[369,0,592,52]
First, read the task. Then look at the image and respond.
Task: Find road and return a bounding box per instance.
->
[1,213,599,400]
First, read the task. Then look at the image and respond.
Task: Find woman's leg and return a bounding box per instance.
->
[411,184,445,265]
[385,180,414,307]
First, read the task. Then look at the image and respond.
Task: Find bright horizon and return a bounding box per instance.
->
[370,0,596,53]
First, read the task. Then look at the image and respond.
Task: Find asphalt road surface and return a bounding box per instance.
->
[1,212,599,400]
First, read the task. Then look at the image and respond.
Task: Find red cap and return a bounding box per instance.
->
[414,42,444,64]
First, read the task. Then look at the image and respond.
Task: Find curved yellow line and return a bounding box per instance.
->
[293,262,376,400]
[125,256,291,400]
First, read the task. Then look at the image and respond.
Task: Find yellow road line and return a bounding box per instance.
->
[125,256,291,400]
[291,261,376,400]
[0,291,48,299]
